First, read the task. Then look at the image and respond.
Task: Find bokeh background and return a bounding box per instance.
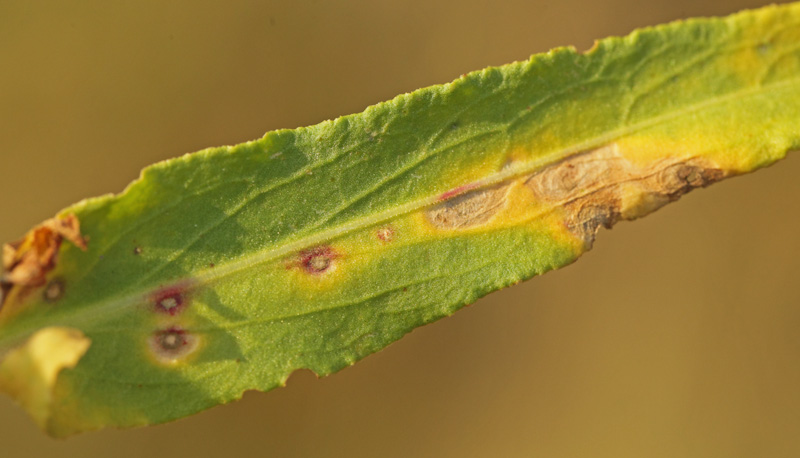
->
[1,1,799,456]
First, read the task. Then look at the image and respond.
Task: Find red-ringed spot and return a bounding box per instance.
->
[298,246,339,275]
[151,285,189,315]
[149,326,199,364]
[376,226,395,243]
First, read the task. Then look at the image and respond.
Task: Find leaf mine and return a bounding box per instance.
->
[526,144,725,245]
[426,184,511,229]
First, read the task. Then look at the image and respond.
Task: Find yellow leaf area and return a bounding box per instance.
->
[0,327,90,437]
[727,5,800,84]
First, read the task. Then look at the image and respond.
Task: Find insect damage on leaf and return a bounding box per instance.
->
[427,184,511,229]
[0,214,87,314]
[424,143,725,242]
[526,144,725,246]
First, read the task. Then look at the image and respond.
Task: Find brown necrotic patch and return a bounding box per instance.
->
[1,214,86,311]
[426,184,511,229]
[526,144,724,246]
[149,327,199,364]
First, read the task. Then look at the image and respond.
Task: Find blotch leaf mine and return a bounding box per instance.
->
[1,3,799,436]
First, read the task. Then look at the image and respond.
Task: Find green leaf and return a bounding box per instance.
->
[1,2,799,437]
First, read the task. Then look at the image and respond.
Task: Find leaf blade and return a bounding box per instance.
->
[2,2,799,436]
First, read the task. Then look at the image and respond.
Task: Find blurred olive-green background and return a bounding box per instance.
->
[2,1,800,456]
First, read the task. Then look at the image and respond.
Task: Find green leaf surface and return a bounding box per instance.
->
[1,2,799,437]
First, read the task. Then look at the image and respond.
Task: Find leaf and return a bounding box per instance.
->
[1,3,799,437]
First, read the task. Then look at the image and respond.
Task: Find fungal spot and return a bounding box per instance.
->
[133,246,143,255]
[426,184,510,229]
[376,226,395,243]
[149,327,199,363]
[152,286,188,315]
[42,278,65,303]
[526,144,724,246]
[299,246,338,275]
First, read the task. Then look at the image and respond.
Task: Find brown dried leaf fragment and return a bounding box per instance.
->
[1,214,87,310]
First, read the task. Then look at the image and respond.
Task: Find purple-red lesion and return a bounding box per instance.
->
[151,285,189,315]
[293,245,339,275]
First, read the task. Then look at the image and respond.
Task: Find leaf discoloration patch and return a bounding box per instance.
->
[0,327,90,435]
